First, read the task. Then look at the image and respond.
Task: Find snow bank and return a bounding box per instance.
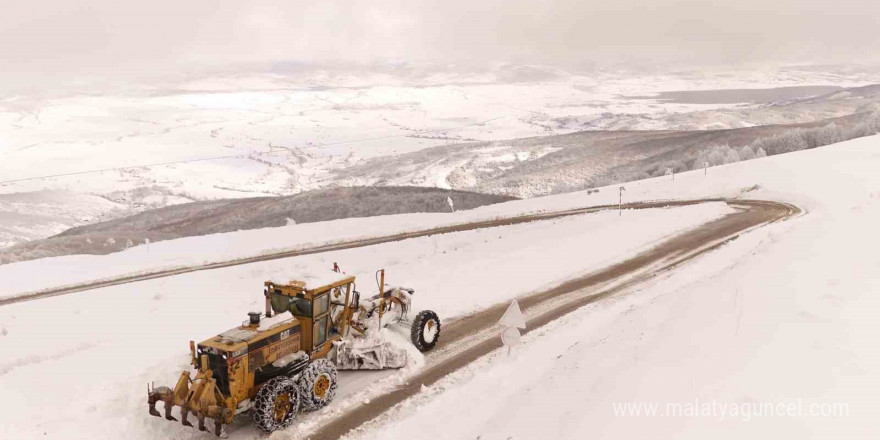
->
[0,202,729,440]
[346,135,880,440]
[0,176,722,300]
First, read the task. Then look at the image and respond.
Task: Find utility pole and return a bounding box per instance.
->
[704,161,708,176]
[619,186,626,216]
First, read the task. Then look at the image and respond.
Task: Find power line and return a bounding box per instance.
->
[0,114,521,185]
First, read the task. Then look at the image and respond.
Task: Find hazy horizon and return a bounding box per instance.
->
[3,0,880,93]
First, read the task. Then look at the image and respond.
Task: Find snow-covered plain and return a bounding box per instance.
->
[2,134,879,440]
[3,64,880,247]
[0,191,124,248]
[0,200,730,440]
[2,123,879,439]
[344,136,880,440]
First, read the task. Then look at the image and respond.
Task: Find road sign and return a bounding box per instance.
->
[501,327,521,346]
[499,300,526,329]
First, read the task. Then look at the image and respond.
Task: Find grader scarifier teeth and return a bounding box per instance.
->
[181,408,193,427]
[147,372,230,437]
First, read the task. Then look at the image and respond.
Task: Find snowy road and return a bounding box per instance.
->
[302,200,798,439]
[1,198,735,307]
[0,198,758,440]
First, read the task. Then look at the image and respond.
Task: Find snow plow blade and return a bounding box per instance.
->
[332,336,408,370]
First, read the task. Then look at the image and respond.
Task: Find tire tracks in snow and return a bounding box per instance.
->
[0,198,733,307]
[304,199,800,440]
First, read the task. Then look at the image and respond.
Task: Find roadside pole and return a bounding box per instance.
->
[619,186,626,216]
[500,300,526,357]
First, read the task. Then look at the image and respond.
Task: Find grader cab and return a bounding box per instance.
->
[147,266,440,436]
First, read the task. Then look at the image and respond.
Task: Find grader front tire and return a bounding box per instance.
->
[253,377,300,432]
[411,310,441,352]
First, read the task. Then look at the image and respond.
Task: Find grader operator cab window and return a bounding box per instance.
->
[270,290,311,317]
[289,296,311,317]
[314,293,329,316]
[329,283,351,336]
[313,293,330,347]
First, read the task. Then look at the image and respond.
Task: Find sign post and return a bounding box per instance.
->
[499,300,527,357]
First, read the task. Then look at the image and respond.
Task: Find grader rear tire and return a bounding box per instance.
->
[296,358,339,412]
[253,377,300,432]
[411,310,441,352]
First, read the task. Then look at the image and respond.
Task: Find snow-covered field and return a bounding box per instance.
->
[1,115,879,439]
[345,136,880,440]
[0,186,713,300]
[0,201,730,440]
[0,191,124,248]
[1,134,878,439]
[3,64,880,247]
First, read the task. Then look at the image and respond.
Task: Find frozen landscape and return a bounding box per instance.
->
[3,64,880,248]
[2,135,879,439]
[341,135,880,440]
[3,1,880,439]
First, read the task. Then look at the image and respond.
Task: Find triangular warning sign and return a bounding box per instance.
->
[499,300,526,329]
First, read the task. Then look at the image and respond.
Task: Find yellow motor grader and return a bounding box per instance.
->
[147,266,440,436]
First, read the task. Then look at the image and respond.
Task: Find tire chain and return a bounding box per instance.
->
[252,376,300,432]
[296,358,339,412]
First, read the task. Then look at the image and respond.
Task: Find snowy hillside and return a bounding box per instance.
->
[0,187,514,264]
[1,135,878,440]
[3,64,880,249]
[0,191,125,248]
[342,136,880,440]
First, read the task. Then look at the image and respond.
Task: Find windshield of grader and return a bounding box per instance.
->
[270,291,311,317]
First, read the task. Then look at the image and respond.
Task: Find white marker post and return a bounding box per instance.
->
[499,300,527,357]
[446,196,455,213]
[618,186,626,217]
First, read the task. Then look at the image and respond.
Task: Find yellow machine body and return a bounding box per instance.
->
[148,272,356,435]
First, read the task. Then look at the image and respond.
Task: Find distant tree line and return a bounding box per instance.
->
[646,112,880,178]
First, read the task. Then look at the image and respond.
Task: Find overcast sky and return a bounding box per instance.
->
[3,0,879,83]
